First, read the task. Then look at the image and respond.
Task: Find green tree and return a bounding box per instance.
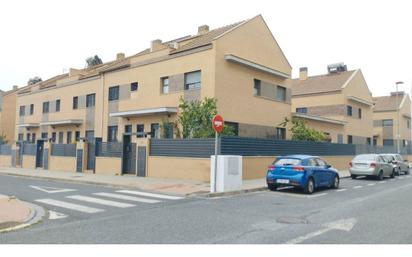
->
[280,117,327,142]
[160,118,177,139]
[0,133,8,145]
[177,97,234,138]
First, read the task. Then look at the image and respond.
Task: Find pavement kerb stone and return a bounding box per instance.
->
[0,200,45,234]
[0,172,189,197]
[193,174,352,198]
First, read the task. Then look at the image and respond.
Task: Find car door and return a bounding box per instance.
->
[379,155,392,176]
[315,158,329,186]
[397,155,408,172]
[308,158,323,187]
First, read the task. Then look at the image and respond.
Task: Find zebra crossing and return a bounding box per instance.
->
[35,190,185,216]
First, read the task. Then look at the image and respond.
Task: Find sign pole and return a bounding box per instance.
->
[211,114,223,193]
[213,131,218,193]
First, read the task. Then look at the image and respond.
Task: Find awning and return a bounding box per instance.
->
[225,54,290,79]
[40,119,83,126]
[293,113,347,125]
[17,123,39,128]
[109,107,178,118]
[347,96,373,106]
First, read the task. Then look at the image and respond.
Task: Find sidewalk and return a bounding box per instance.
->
[0,195,32,232]
[0,167,351,197]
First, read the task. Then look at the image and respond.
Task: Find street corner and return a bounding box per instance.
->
[0,194,45,233]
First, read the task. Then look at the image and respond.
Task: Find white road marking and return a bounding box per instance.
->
[66,195,135,208]
[307,193,327,198]
[367,183,375,187]
[336,189,347,192]
[406,175,411,178]
[353,186,363,189]
[48,210,68,220]
[35,199,104,213]
[379,181,387,184]
[30,185,76,194]
[286,218,357,244]
[93,192,161,204]
[116,190,184,200]
[398,177,405,180]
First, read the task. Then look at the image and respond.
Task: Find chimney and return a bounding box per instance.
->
[116,53,125,60]
[299,67,308,80]
[13,85,18,90]
[198,25,209,35]
[150,39,163,52]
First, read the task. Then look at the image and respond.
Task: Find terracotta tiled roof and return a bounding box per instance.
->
[292,70,356,96]
[373,95,403,112]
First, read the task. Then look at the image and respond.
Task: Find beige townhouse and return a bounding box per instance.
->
[15,14,292,147]
[373,92,411,147]
[291,64,374,144]
[0,86,19,143]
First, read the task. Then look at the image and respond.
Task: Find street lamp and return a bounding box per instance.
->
[396,81,404,154]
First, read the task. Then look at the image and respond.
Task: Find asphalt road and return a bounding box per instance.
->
[1,173,412,244]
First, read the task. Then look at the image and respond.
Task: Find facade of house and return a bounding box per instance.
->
[0,86,19,144]
[373,92,411,147]
[291,64,374,144]
[14,15,292,146]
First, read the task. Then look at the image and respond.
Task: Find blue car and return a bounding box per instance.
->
[266,155,340,194]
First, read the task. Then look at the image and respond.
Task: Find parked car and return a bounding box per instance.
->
[381,153,410,175]
[266,155,339,194]
[349,154,395,180]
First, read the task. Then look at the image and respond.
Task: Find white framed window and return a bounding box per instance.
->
[161,77,169,94]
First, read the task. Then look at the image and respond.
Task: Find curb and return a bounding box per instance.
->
[191,175,352,198]
[195,186,269,198]
[0,200,45,233]
[0,172,189,197]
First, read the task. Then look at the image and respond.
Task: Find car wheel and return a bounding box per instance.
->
[351,174,357,180]
[304,178,315,194]
[390,169,395,178]
[377,170,384,181]
[406,169,410,175]
[268,184,277,191]
[331,175,339,189]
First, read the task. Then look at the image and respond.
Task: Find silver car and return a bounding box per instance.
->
[349,154,395,180]
[381,154,410,175]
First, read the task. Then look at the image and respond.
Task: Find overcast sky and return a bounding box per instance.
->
[0,0,411,96]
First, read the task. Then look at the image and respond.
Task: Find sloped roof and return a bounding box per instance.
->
[170,20,247,54]
[373,95,404,112]
[292,70,356,96]
[17,17,254,92]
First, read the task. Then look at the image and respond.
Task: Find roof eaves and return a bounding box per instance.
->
[340,69,359,89]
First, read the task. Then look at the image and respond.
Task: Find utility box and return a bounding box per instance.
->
[210,155,242,193]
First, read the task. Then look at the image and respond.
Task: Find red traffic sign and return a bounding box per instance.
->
[212,115,224,134]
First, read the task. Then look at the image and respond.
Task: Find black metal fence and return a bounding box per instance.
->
[0,144,11,155]
[96,142,123,158]
[51,144,77,157]
[22,143,36,156]
[150,136,412,158]
[150,138,215,158]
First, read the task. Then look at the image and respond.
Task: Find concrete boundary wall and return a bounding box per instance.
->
[49,156,76,172]
[148,156,210,182]
[0,155,11,167]
[95,157,122,176]
[22,155,35,169]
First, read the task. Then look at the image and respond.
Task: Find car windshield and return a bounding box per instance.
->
[382,155,393,161]
[353,154,376,161]
[275,158,301,166]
